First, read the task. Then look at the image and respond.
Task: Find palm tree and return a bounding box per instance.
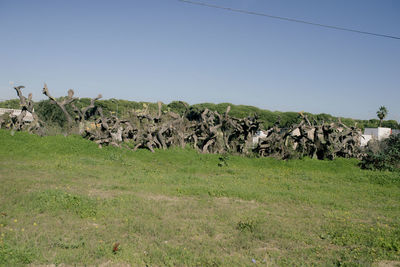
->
[376,106,388,127]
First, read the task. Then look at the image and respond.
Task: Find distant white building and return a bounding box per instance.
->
[361,127,398,146]
[0,108,34,122]
[364,127,391,141]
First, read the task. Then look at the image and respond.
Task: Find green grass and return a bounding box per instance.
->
[0,130,399,266]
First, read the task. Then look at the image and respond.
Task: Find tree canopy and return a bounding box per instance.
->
[376,106,388,127]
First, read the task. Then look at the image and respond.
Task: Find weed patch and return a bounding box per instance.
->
[237,218,258,233]
[324,216,400,265]
[31,190,97,218]
[53,237,86,249]
[0,242,37,265]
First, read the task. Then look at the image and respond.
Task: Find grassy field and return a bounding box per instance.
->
[0,129,399,266]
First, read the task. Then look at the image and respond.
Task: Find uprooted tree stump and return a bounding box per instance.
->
[0,86,42,134]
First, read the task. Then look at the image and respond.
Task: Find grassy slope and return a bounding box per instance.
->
[0,130,399,266]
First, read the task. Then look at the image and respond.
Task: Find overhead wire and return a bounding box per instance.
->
[178,0,400,40]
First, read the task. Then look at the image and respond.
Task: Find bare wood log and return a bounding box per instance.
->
[157,101,162,119]
[202,139,214,153]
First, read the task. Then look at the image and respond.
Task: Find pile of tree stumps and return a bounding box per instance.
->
[3,84,362,160]
[254,116,362,160]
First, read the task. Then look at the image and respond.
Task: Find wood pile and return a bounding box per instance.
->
[254,116,362,159]
[81,100,260,154]
[4,84,362,160]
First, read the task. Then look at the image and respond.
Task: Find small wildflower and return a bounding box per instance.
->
[13,219,17,223]
[0,224,3,227]
[33,222,37,226]
[1,233,4,237]
[252,259,256,263]
[95,225,99,229]
[21,228,24,232]
[113,243,120,253]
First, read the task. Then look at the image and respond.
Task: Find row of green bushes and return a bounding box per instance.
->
[1,98,399,130]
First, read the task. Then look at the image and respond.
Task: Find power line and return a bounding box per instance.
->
[178,0,400,40]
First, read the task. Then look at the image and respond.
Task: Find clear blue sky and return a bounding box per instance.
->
[0,0,399,121]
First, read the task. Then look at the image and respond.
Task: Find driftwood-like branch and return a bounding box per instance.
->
[42,83,77,126]
[8,86,42,133]
[13,86,28,129]
[71,94,102,122]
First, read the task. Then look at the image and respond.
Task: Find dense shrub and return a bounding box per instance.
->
[167,101,190,116]
[0,99,20,109]
[35,100,69,127]
[360,134,400,171]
